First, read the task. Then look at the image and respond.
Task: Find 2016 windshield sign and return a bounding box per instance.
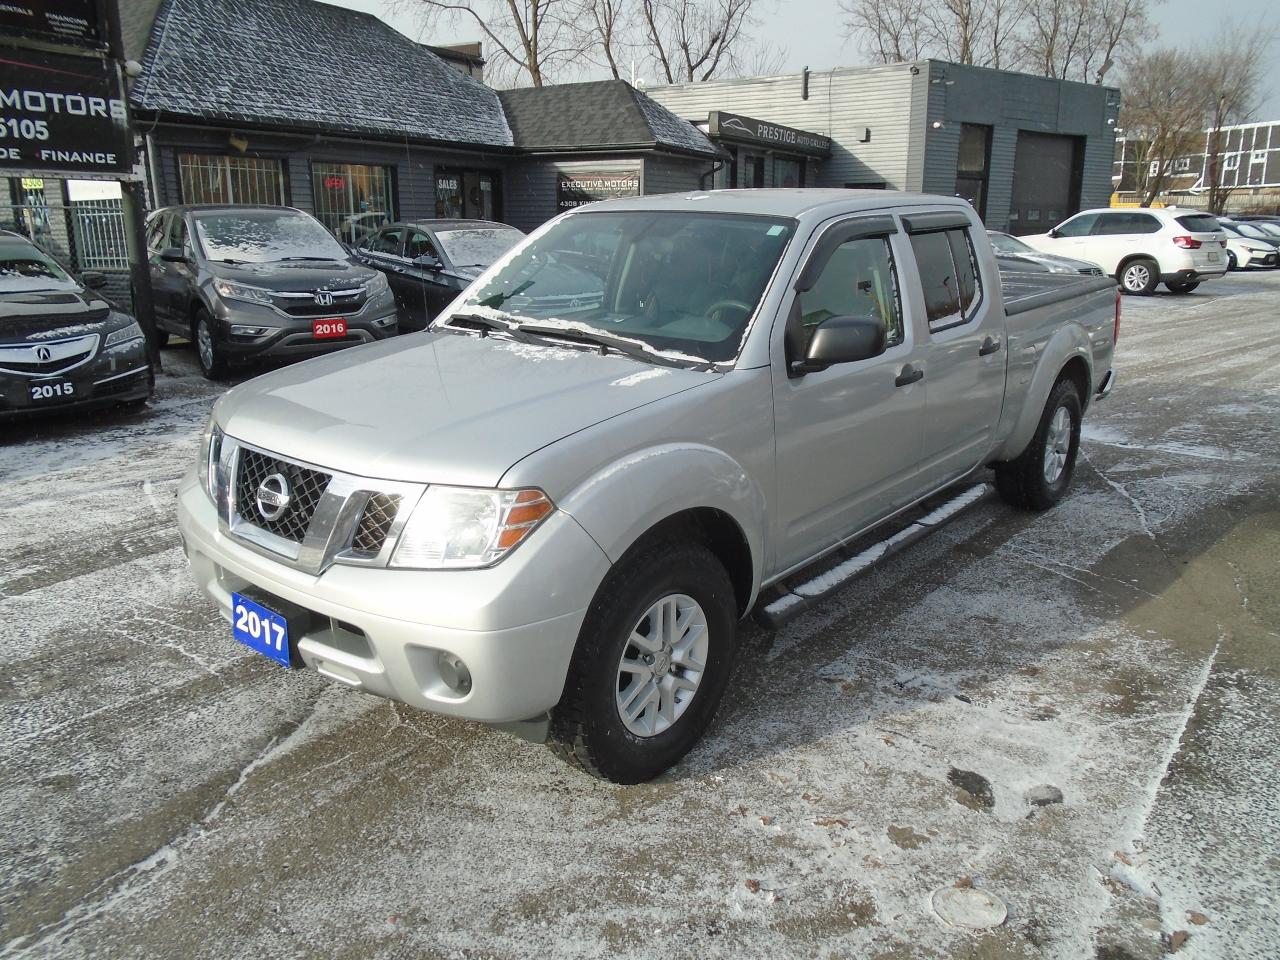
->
[0,50,131,174]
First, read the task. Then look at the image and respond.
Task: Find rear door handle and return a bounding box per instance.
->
[895,364,924,387]
[979,336,1002,356]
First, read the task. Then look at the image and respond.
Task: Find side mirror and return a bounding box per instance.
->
[160,246,187,263]
[1048,228,1061,239]
[413,254,444,272]
[791,315,886,376]
[81,270,108,289]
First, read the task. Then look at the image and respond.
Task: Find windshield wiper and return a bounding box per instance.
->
[515,323,696,369]
[444,311,523,335]
[276,255,337,262]
[212,257,249,264]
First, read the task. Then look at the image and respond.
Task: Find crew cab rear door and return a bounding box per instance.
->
[902,211,1007,490]
[770,216,927,573]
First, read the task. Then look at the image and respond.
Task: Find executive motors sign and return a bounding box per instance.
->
[0,48,131,174]
[556,169,641,210]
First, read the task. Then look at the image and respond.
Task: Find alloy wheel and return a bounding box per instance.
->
[1123,264,1151,292]
[197,317,215,371]
[1042,405,1073,485]
[615,593,709,738]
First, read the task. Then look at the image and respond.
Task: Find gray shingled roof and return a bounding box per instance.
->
[132,0,512,148]
[499,80,718,158]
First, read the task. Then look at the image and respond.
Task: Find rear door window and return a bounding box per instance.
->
[910,227,983,331]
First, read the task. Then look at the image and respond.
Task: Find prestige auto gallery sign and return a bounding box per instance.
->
[556,170,641,210]
[707,111,831,157]
[0,48,131,175]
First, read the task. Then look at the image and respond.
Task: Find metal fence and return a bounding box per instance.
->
[68,199,130,270]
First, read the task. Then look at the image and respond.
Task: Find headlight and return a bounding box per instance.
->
[390,486,553,569]
[213,279,274,305]
[365,272,390,296]
[104,320,145,347]
[199,419,224,502]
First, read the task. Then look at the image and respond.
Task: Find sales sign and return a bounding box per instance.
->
[556,169,641,210]
[0,48,132,174]
[0,0,104,48]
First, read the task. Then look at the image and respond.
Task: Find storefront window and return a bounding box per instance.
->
[774,158,803,188]
[436,169,499,221]
[311,161,396,242]
[178,154,285,206]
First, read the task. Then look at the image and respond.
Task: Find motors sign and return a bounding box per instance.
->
[556,170,641,210]
[708,111,831,157]
[0,49,132,175]
[0,0,105,48]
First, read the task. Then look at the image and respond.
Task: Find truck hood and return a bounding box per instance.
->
[216,330,721,486]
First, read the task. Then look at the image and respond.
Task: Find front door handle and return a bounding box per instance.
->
[979,336,1002,356]
[895,364,924,387]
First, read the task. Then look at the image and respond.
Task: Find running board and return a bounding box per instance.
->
[754,483,993,630]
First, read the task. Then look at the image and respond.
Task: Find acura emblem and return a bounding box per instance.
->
[255,473,292,521]
[35,346,52,361]
[314,290,334,306]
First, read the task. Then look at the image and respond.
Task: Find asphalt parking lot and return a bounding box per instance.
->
[2,270,1278,960]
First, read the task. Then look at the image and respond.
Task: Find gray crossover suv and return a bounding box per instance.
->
[146,205,399,378]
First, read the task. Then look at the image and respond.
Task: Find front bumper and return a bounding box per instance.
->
[0,335,152,418]
[176,470,608,723]
[212,295,400,364]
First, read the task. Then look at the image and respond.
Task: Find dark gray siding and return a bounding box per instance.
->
[921,62,1119,230]
[504,157,644,232]
[644,156,710,195]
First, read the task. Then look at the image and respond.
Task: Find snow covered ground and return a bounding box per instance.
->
[2,271,1278,959]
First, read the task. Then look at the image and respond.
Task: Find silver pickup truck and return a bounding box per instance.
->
[178,190,1117,783]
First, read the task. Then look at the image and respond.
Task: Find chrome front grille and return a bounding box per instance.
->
[351,493,402,555]
[0,334,100,377]
[234,448,332,543]
[215,437,422,574]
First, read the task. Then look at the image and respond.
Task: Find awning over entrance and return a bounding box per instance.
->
[706,111,831,158]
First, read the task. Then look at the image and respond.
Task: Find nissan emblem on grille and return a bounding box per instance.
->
[36,346,52,361]
[255,473,292,521]
[314,290,334,306]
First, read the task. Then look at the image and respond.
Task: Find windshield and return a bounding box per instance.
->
[193,211,349,263]
[0,239,78,293]
[453,210,796,364]
[434,226,524,268]
[990,233,1033,254]
[1251,221,1280,237]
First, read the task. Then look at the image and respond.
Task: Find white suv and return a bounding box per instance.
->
[1021,208,1227,295]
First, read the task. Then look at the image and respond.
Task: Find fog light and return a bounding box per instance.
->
[373,315,397,328]
[230,325,269,337]
[437,651,472,695]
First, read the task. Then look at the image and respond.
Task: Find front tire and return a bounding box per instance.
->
[1118,258,1159,295]
[192,309,228,380]
[995,378,1083,512]
[1165,280,1200,294]
[549,539,738,783]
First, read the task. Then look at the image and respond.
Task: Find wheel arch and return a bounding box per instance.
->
[1115,252,1158,282]
[993,329,1094,464]
[621,507,755,617]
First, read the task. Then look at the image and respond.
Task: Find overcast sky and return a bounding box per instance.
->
[334,0,1279,120]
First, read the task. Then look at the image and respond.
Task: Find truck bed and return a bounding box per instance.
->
[1001,271,1118,316]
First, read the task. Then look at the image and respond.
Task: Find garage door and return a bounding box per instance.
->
[1008,132,1084,236]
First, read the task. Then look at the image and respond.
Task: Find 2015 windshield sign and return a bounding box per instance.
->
[0,50,131,174]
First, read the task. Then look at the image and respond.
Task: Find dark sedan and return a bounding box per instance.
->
[0,231,153,420]
[354,220,526,331]
[147,205,399,379]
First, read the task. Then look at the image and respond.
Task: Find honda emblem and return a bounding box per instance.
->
[314,290,334,306]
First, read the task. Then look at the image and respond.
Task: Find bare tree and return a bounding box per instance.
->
[841,0,1026,68]
[1119,48,1213,205]
[638,0,761,83]
[1200,22,1277,212]
[1021,0,1151,83]
[393,0,584,87]
[575,0,630,79]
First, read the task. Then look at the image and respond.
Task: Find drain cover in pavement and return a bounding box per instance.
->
[931,886,1008,929]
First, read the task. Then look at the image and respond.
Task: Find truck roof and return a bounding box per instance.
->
[577,188,972,219]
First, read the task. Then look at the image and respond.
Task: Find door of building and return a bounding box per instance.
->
[435,169,499,220]
[1008,132,1084,236]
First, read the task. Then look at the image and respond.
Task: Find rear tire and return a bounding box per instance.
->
[1165,280,1200,294]
[995,378,1082,512]
[192,309,228,380]
[1117,258,1159,296]
[548,539,738,784]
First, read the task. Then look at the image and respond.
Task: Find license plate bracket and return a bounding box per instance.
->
[231,589,315,668]
[312,318,347,339]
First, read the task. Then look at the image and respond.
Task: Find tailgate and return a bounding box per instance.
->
[1174,213,1227,268]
